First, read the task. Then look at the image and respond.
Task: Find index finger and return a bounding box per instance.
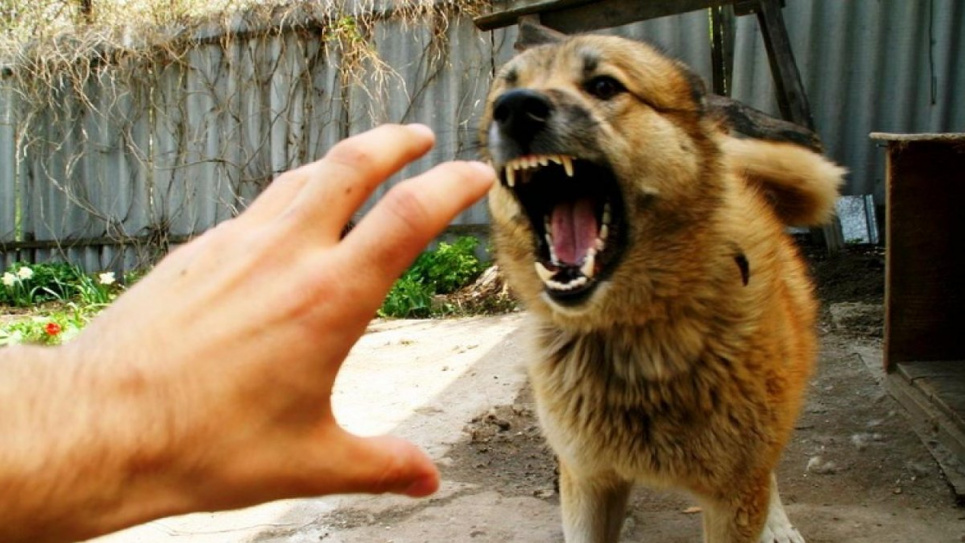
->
[243,124,436,235]
[334,160,496,310]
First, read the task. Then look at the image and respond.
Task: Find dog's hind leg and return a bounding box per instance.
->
[701,472,804,543]
[559,461,633,543]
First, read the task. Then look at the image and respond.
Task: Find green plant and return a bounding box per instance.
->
[0,262,83,307]
[73,271,119,306]
[407,237,486,295]
[0,303,93,346]
[378,275,434,319]
[123,269,149,287]
[378,236,487,318]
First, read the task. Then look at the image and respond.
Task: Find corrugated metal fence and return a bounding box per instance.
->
[1,0,962,273]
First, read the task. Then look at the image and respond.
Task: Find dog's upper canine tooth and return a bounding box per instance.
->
[602,203,612,225]
[561,155,574,177]
[534,262,555,283]
[581,249,596,278]
[506,167,516,187]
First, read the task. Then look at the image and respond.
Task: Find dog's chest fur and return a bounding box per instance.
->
[526,316,784,489]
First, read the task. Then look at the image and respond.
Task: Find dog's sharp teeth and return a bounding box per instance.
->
[506,167,516,187]
[549,155,561,165]
[561,155,574,177]
[546,234,559,265]
[539,156,548,166]
[534,262,555,283]
[599,223,609,242]
[602,203,612,225]
[581,249,596,278]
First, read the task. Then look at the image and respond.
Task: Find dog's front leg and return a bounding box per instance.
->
[701,472,803,543]
[559,460,633,543]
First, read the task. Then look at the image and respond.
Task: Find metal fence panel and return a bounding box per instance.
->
[0,78,17,267]
[731,0,965,201]
[1,0,963,273]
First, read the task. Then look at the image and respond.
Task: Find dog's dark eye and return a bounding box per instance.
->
[585,76,625,100]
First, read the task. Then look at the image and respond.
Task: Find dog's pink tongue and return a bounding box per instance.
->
[551,199,598,265]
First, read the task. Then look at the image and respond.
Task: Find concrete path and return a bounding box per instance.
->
[89,314,539,543]
[87,313,965,543]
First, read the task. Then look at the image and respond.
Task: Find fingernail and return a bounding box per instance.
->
[405,123,434,139]
[403,475,439,497]
[467,161,497,179]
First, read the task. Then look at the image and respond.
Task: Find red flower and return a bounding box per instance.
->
[45,322,62,336]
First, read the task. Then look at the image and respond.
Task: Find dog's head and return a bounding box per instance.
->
[482,34,726,325]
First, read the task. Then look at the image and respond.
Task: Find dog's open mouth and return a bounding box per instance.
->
[499,154,626,305]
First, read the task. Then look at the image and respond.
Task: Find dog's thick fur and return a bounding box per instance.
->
[481,35,844,543]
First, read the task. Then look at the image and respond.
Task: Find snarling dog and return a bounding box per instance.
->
[481,34,844,543]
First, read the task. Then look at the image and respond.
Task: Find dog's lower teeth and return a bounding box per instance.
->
[535,262,556,283]
[602,203,612,226]
[599,223,609,241]
[546,276,588,291]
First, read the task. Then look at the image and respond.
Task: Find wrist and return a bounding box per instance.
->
[66,340,199,537]
[0,342,195,542]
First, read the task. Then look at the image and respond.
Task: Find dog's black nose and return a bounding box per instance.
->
[492,89,553,141]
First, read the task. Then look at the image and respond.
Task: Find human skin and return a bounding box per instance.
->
[0,124,495,543]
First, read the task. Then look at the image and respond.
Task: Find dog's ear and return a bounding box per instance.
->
[515,19,567,51]
[674,61,708,116]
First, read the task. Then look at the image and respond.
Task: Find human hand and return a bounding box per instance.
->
[59,124,494,535]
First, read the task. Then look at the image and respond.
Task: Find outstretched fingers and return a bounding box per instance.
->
[334,160,495,311]
[241,124,437,235]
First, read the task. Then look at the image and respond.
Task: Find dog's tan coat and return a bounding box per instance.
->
[483,35,844,543]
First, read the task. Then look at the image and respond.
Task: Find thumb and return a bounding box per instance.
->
[327,432,440,497]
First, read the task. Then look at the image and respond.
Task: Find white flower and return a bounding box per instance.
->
[2,272,16,287]
[16,267,33,280]
[98,272,116,286]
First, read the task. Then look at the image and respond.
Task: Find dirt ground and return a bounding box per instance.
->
[86,243,964,542]
[309,244,964,542]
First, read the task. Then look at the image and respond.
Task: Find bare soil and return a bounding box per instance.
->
[78,242,965,542]
[430,242,965,541]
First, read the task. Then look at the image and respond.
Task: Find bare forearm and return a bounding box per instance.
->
[0,344,188,543]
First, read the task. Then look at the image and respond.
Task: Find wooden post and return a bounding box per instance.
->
[710,4,736,96]
[752,0,814,130]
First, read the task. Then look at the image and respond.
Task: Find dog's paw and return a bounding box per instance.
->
[759,518,805,543]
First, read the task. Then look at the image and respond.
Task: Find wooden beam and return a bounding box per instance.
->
[710,4,736,96]
[0,234,192,252]
[475,0,735,32]
[474,0,594,30]
[753,0,814,129]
